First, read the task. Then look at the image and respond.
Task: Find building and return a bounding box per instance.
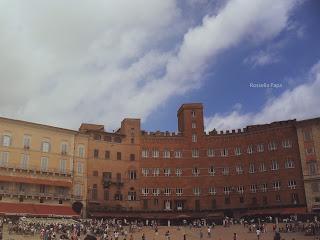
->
[139,103,306,218]
[0,117,88,217]
[296,118,320,212]
[79,119,141,217]
[1,103,318,218]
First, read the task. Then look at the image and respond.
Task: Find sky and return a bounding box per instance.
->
[0,0,320,132]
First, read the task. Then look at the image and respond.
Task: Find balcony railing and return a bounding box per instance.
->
[0,163,72,178]
[0,189,72,200]
[102,178,124,188]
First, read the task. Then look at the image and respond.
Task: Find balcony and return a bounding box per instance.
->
[0,163,72,178]
[0,189,72,200]
[102,178,124,189]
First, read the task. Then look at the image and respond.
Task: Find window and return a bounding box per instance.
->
[0,152,9,167]
[192,134,197,143]
[142,149,148,158]
[94,134,101,140]
[282,139,292,148]
[259,162,266,172]
[142,188,149,196]
[152,188,160,196]
[174,150,182,158]
[75,184,82,197]
[261,183,268,192]
[288,180,296,189]
[221,148,228,157]
[191,110,196,117]
[237,185,244,194]
[164,188,171,196]
[285,159,295,168]
[163,149,170,158]
[236,165,243,174]
[117,152,121,160]
[104,189,109,201]
[208,166,215,176]
[193,187,201,196]
[59,159,67,173]
[78,146,85,158]
[128,191,136,201]
[61,142,68,155]
[192,167,200,176]
[209,187,216,195]
[93,149,99,159]
[257,144,264,152]
[234,147,241,156]
[176,168,182,176]
[104,150,110,160]
[142,168,149,176]
[42,141,50,153]
[129,170,137,180]
[114,136,122,143]
[154,198,159,206]
[164,168,171,176]
[104,135,112,142]
[192,149,199,158]
[23,135,31,149]
[247,145,253,154]
[271,160,279,171]
[152,149,159,158]
[131,138,134,144]
[207,148,214,157]
[116,173,121,182]
[77,162,83,175]
[192,122,196,129]
[92,184,98,200]
[250,184,257,193]
[276,194,281,202]
[130,154,135,161]
[268,141,277,151]
[304,130,313,141]
[249,163,255,173]
[306,148,315,155]
[93,171,98,176]
[40,157,48,171]
[308,162,317,175]
[20,154,29,170]
[224,186,231,195]
[222,167,229,176]
[273,181,281,191]
[176,188,183,196]
[2,135,11,147]
[153,168,160,176]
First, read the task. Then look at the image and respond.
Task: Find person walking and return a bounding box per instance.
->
[256,228,261,240]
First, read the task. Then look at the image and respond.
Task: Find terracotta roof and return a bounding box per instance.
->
[0,202,78,216]
[79,123,105,132]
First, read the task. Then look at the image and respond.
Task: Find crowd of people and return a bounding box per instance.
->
[0,215,320,239]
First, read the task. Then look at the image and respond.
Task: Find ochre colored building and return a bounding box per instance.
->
[0,117,88,217]
[296,118,320,212]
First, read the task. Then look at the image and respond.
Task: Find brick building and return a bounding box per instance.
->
[139,103,306,218]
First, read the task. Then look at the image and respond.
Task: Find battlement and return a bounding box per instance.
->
[141,130,183,137]
[206,119,297,136]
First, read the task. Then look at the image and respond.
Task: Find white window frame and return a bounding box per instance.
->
[77,162,83,175]
[209,187,216,195]
[236,165,243,174]
[152,188,160,196]
[60,159,67,173]
[142,149,148,158]
[237,185,244,194]
[271,160,279,171]
[250,184,257,193]
[2,135,11,147]
[261,183,267,192]
[192,134,197,143]
[164,168,171,176]
[288,180,296,189]
[153,168,160,176]
[268,141,277,151]
[257,144,264,153]
[23,135,31,149]
[234,147,241,156]
[193,187,201,196]
[208,166,215,176]
[247,145,253,154]
[176,168,182,177]
[163,149,170,158]
[78,145,85,158]
[222,167,229,176]
[221,148,228,157]
[192,149,199,158]
[164,188,171,196]
[142,168,149,176]
[142,188,149,196]
[42,141,50,153]
[174,150,182,158]
[192,167,200,176]
[285,159,295,169]
[20,154,29,170]
[273,181,281,191]
[224,186,231,195]
[152,149,159,158]
[176,188,183,196]
[207,148,214,157]
[249,163,255,174]
[259,162,267,172]
[282,139,292,149]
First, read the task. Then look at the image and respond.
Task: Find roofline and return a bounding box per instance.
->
[0,116,78,134]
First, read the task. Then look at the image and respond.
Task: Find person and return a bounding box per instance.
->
[274,230,281,240]
[183,233,187,240]
[142,232,146,240]
[200,229,203,239]
[256,228,261,240]
[207,227,211,238]
[233,232,237,240]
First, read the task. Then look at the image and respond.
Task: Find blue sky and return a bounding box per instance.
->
[143,0,320,132]
[0,0,320,132]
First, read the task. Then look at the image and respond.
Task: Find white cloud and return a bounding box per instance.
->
[0,0,300,130]
[244,49,280,67]
[205,60,320,131]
